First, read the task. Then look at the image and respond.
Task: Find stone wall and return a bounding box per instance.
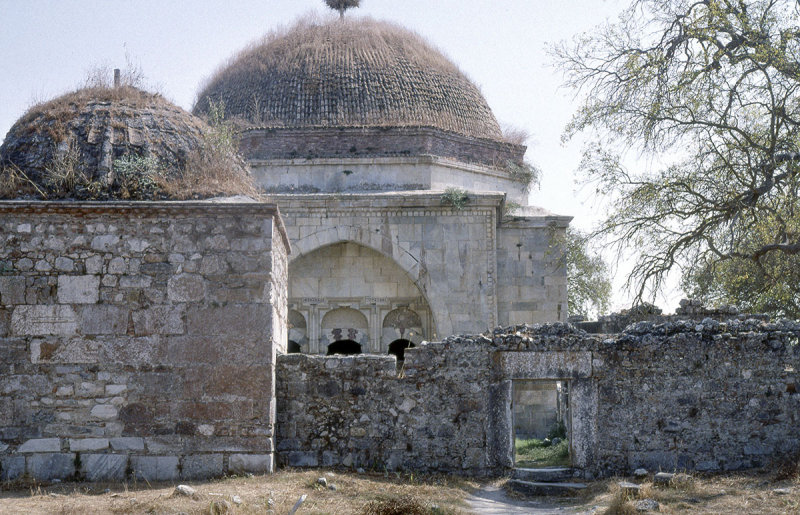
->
[276,342,493,474]
[496,216,569,325]
[276,320,800,477]
[0,201,289,481]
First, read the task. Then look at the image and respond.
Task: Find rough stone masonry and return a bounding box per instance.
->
[276,320,800,477]
[0,201,289,481]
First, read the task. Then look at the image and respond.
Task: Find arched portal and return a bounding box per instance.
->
[289,242,433,354]
[287,341,302,353]
[327,339,362,355]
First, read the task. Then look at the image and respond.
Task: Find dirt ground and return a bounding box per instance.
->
[0,468,798,514]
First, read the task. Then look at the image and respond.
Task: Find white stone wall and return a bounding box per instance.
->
[496,216,570,324]
[252,156,530,204]
[266,192,505,340]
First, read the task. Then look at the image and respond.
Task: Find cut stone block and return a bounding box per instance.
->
[80,305,129,335]
[69,438,109,451]
[81,453,127,481]
[110,437,145,451]
[167,274,206,302]
[90,404,118,420]
[0,455,25,480]
[132,306,185,336]
[229,453,274,474]
[131,455,180,481]
[0,276,26,306]
[181,454,224,479]
[11,305,78,336]
[287,451,318,467]
[57,275,100,304]
[18,438,61,452]
[27,453,76,480]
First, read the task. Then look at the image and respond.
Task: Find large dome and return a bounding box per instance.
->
[193,16,504,141]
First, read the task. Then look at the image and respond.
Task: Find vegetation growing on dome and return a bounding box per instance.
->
[193,15,503,141]
[0,71,255,200]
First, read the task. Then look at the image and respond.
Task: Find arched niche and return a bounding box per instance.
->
[321,307,369,350]
[288,309,308,352]
[382,307,424,350]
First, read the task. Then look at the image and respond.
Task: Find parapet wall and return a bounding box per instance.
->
[0,202,289,482]
[276,320,800,477]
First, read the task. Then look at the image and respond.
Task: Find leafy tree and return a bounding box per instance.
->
[566,228,612,318]
[555,0,800,312]
[682,210,800,317]
[324,0,361,18]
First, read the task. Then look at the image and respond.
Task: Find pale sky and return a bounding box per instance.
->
[0,0,682,312]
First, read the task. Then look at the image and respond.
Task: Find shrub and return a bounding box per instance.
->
[440,187,469,210]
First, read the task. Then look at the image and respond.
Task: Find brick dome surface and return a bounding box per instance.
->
[193,17,504,141]
[0,87,212,199]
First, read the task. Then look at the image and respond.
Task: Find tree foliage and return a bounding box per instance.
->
[566,228,612,318]
[324,0,361,18]
[556,0,800,311]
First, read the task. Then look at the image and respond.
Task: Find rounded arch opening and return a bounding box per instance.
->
[289,236,440,337]
[327,339,362,356]
[388,339,415,361]
[288,340,302,354]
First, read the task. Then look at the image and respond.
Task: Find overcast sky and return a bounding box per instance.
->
[0,0,682,311]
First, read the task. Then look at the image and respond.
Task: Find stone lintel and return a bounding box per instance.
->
[498,351,592,379]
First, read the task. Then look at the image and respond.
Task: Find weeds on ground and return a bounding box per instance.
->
[360,495,432,515]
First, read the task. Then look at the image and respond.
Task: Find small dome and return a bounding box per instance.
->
[194,16,504,141]
[0,86,252,199]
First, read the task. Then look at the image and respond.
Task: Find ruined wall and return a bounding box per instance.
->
[0,202,289,482]
[276,342,493,475]
[276,320,799,477]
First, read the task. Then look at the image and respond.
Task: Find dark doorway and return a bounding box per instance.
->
[288,340,301,354]
[327,339,362,355]
[388,339,415,361]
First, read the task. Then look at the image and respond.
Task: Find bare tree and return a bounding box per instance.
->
[324,0,361,18]
[555,0,800,306]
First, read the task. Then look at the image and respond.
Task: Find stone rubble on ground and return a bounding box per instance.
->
[173,484,196,497]
[635,498,660,512]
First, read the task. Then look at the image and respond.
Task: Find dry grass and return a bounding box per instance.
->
[0,469,475,515]
[587,471,800,515]
[3,469,799,514]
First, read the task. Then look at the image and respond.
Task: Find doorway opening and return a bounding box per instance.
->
[388,339,415,361]
[512,380,571,468]
[326,339,362,356]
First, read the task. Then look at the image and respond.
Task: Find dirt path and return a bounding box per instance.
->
[466,485,596,515]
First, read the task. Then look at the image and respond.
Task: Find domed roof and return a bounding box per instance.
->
[193,16,504,141]
[0,85,253,199]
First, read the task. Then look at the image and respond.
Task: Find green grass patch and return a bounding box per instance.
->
[515,437,570,468]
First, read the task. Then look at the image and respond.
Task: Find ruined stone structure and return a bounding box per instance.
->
[276,321,799,477]
[0,202,289,481]
[2,9,796,484]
